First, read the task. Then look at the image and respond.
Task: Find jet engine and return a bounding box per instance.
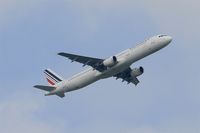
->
[103,56,118,67]
[131,67,144,77]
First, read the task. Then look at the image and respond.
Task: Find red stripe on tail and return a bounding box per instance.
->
[46,78,55,85]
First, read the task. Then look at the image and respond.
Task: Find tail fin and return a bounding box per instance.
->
[44,69,64,86]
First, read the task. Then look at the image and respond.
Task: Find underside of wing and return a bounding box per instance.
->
[113,67,140,85]
[58,52,106,71]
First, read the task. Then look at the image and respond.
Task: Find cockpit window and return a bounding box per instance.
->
[158,35,167,37]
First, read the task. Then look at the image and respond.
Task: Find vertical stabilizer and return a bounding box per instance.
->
[44,69,64,86]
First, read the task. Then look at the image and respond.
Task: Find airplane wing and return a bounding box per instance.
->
[58,52,106,71]
[114,67,140,85]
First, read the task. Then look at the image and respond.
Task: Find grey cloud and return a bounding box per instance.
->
[0,93,65,133]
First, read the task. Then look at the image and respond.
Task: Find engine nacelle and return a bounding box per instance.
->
[103,56,118,67]
[131,67,144,77]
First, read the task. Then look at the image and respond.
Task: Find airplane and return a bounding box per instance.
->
[34,35,172,98]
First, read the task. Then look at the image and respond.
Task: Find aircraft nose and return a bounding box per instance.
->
[166,36,172,44]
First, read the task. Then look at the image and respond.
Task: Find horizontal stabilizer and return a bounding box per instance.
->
[34,85,56,92]
[56,93,65,98]
[44,92,65,98]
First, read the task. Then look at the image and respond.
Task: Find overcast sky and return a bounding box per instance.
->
[0,0,200,133]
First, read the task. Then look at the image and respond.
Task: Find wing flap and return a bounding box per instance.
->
[114,67,140,85]
[130,77,140,85]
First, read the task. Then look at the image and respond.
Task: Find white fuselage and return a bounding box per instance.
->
[53,35,172,94]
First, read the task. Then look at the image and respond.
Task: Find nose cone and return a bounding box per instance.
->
[165,36,172,44]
